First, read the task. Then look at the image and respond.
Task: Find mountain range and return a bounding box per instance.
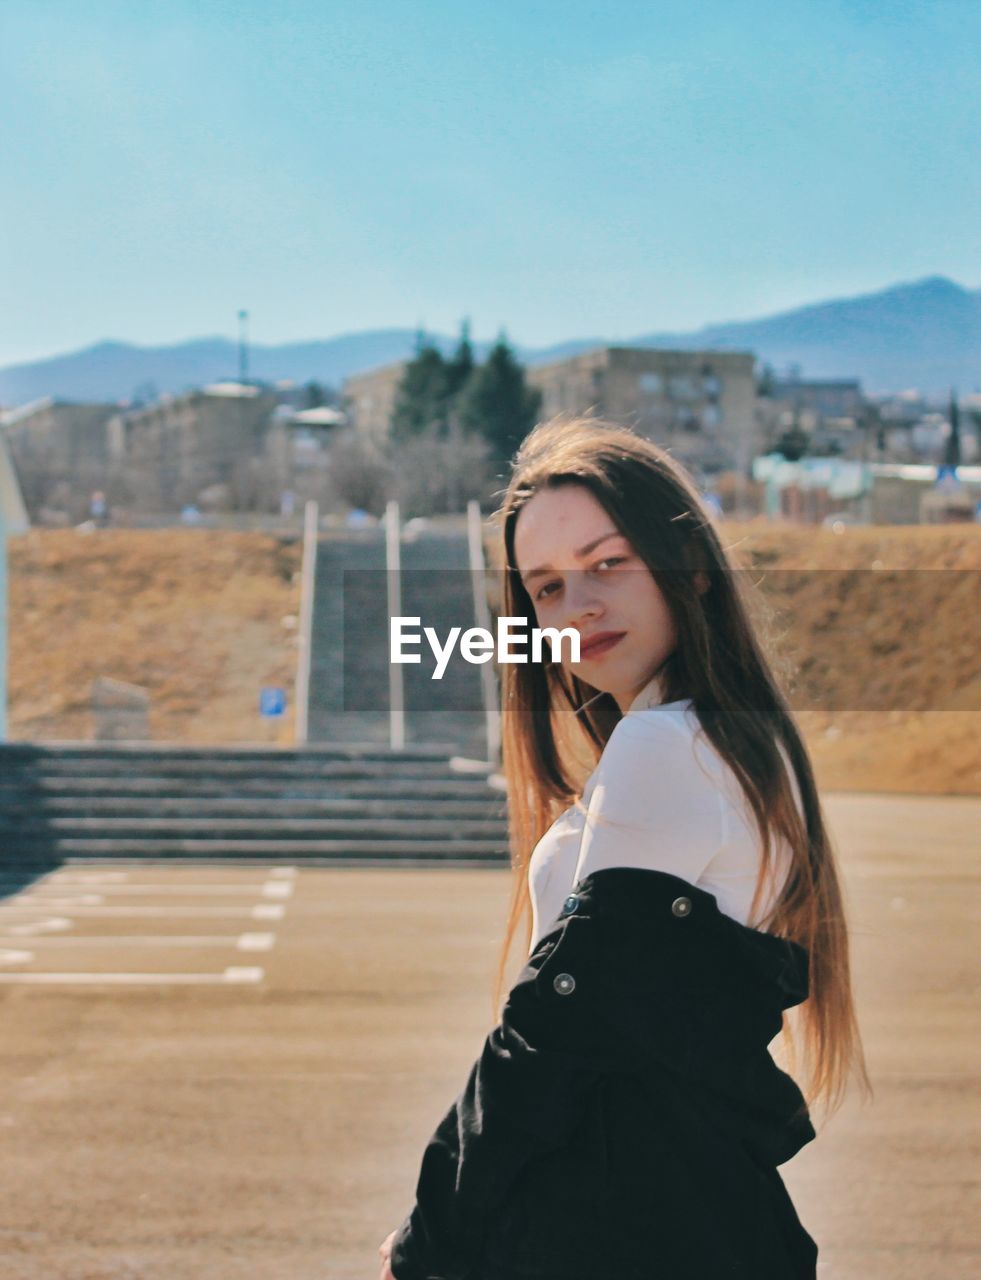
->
[1,275,978,408]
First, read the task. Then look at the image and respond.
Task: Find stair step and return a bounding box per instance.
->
[0,742,460,761]
[3,817,507,838]
[0,797,505,818]
[0,778,503,800]
[0,759,479,779]
[6,838,508,857]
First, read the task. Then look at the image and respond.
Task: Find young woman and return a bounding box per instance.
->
[380,415,871,1280]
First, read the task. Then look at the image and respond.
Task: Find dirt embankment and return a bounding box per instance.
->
[720,522,980,796]
[6,522,980,793]
[8,529,303,745]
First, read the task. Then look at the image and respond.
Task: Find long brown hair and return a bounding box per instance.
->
[488,413,872,1126]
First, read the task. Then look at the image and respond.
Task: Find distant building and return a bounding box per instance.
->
[343,360,408,446]
[768,376,863,420]
[759,375,868,459]
[866,392,980,466]
[0,430,30,531]
[875,390,931,428]
[106,383,280,511]
[524,346,759,476]
[0,397,118,522]
[0,383,362,521]
[265,403,350,493]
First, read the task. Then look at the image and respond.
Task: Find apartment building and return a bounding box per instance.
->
[342,360,408,446]
[525,346,759,475]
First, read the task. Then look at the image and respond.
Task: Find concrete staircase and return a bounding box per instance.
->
[306,526,491,758]
[0,742,510,875]
[307,529,390,746]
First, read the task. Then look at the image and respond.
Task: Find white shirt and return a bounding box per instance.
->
[527,672,801,954]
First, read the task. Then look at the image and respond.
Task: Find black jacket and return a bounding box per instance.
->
[389,866,819,1280]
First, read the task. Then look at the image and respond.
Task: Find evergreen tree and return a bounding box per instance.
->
[445,318,475,399]
[943,389,961,468]
[756,362,776,398]
[457,333,542,462]
[303,380,328,408]
[775,422,809,461]
[390,337,451,440]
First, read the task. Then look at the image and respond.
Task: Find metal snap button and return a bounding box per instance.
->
[561,894,580,915]
[671,895,692,917]
[553,972,576,995]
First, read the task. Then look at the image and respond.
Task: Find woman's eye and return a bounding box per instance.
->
[535,557,627,601]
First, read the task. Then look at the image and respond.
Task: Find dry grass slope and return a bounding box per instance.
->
[9,529,303,744]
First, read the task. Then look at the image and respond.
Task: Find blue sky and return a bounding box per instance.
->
[2,0,978,365]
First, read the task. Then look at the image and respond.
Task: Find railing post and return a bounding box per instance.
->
[467,500,501,767]
[0,501,6,743]
[385,500,405,750]
[294,500,318,745]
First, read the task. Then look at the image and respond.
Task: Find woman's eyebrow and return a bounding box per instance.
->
[519,531,624,584]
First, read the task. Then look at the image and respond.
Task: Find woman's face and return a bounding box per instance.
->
[513,482,678,714]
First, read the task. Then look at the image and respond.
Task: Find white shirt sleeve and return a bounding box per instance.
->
[571,712,727,888]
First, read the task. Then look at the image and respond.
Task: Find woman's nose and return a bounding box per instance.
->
[561,570,603,623]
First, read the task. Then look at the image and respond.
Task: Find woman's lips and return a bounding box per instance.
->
[579,631,626,659]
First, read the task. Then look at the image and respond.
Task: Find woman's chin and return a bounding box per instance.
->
[569,667,618,697]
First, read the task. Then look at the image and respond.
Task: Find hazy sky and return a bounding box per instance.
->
[2,0,978,365]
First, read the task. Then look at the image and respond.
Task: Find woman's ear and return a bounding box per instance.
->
[693,570,710,596]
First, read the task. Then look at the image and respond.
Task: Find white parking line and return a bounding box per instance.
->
[236,933,276,951]
[0,868,298,889]
[0,966,265,985]
[0,872,123,885]
[6,918,73,936]
[251,904,285,920]
[47,872,130,884]
[261,881,294,898]
[23,865,296,879]
[12,880,294,901]
[0,933,276,950]
[9,895,106,908]
[0,866,292,983]
[15,884,292,898]
[0,905,285,918]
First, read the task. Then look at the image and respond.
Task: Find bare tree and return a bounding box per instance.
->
[326,430,393,515]
[388,419,493,518]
